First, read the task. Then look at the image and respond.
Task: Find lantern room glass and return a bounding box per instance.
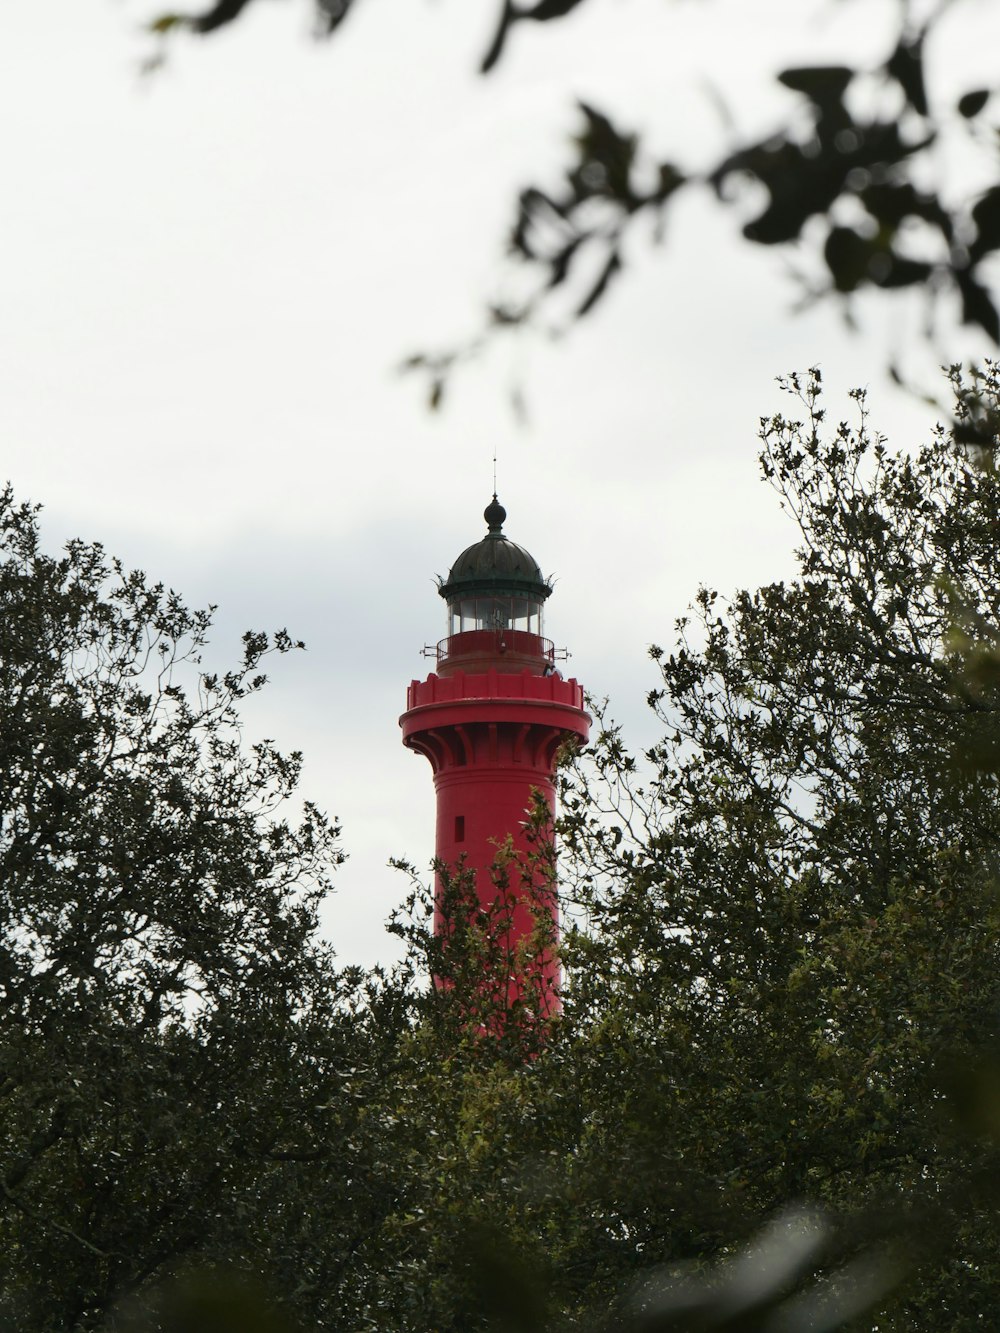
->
[449,596,543,638]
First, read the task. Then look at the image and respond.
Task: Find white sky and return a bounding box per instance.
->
[2,0,995,966]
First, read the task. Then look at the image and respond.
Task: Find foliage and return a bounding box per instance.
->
[0,488,357,1328]
[146,0,1000,405]
[550,365,1000,1327]
[389,832,561,1050]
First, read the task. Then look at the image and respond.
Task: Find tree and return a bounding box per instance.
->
[0,486,361,1328]
[547,365,1000,1326]
[147,0,1000,401]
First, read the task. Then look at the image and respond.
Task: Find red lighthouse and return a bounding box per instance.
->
[400,496,590,1014]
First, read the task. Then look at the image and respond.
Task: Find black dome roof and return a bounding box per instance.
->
[438,497,552,602]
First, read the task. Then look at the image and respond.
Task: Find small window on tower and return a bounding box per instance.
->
[455,815,465,843]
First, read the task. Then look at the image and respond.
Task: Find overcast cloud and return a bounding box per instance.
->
[2,0,993,965]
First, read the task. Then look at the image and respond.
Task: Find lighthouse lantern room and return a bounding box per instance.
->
[436,495,553,677]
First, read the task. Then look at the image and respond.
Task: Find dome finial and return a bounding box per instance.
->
[484,494,506,534]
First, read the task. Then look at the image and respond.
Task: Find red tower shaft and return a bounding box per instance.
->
[399,498,589,1015]
[401,669,589,1007]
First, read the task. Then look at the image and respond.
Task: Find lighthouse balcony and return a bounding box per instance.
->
[402,665,588,727]
[436,628,554,677]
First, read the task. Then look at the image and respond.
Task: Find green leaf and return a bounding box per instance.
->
[958,89,990,119]
[886,34,928,117]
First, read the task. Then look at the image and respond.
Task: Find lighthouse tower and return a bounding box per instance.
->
[400,496,590,1013]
